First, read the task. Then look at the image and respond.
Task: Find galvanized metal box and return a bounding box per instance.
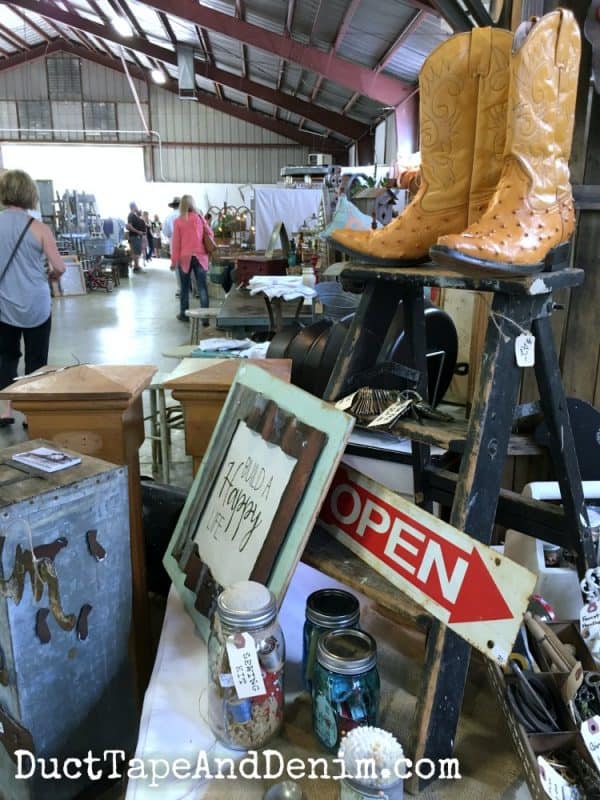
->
[0,440,136,800]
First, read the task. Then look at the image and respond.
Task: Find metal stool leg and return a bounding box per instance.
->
[190,317,200,345]
[158,387,170,484]
[148,386,160,471]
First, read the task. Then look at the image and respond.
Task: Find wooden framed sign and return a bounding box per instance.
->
[319,465,537,664]
[164,362,354,639]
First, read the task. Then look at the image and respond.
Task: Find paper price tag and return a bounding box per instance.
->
[580,600,600,643]
[225,632,266,699]
[581,716,600,770]
[367,398,413,429]
[335,391,357,412]
[537,756,581,800]
[515,333,535,367]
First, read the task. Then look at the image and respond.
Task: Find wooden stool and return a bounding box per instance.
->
[185,307,222,344]
[323,263,594,791]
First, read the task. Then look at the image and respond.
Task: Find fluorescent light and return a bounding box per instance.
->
[151,68,167,85]
[111,16,133,37]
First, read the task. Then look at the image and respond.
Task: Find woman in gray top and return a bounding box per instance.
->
[0,170,66,426]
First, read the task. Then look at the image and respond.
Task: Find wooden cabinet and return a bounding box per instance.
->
[165,358,292,474]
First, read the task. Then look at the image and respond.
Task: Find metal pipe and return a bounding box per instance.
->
[0,127,166,181]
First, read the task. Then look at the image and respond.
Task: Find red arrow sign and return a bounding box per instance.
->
[319,466,536,663]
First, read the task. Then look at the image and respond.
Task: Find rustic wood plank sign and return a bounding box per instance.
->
[164,362,354,639]
[319,465,537,664]
[194,420,298,587]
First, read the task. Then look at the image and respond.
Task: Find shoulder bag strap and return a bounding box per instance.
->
[0,217,34,287]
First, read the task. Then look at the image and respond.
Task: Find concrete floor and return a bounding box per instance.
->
[0,263,534,800]
[0,257,204,488]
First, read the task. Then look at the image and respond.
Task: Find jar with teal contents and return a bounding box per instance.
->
[312,629,379,751]
[303,589,360,690]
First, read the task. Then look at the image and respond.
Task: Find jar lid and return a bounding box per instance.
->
[306,589,360,628]
[317,629,377,675]
[217,581,277,629]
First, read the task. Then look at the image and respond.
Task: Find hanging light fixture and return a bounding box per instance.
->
[151,68,167,85]
[111,17,133,37]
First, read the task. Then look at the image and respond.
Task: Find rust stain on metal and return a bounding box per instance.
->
[86,529,106,561]
[0,703,35,763]
[0,536,77,633]
[76,603,93,641]
[36,608,51,644]
[33,537,68,561]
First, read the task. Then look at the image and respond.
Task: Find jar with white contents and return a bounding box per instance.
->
[207,581,285,749]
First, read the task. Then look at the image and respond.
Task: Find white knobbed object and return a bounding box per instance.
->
[338,726,406,799]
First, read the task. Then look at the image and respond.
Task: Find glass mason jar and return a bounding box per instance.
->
[303,589,360,690]
[207,581,285,750]
[312,629,379,751]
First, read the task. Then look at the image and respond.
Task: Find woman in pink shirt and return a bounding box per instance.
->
[170,194,214,323]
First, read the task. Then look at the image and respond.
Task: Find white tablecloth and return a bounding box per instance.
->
[126,563,348,799]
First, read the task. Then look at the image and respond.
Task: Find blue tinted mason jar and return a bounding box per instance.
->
[312,629,379,751]
[303,589,360,690]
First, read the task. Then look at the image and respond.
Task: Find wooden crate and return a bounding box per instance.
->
[0,440,136,799]
[487,623,598,800]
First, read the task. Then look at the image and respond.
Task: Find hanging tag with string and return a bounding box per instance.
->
[515,333,536,367]
[488,304,535,367]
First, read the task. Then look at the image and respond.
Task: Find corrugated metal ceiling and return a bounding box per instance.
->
[0,0,466,151]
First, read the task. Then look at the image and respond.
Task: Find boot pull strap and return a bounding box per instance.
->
[469,27,493,76]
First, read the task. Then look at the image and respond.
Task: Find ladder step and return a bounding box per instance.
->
[390,414,545,456]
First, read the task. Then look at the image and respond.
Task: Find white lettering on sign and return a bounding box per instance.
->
[383,519,424,576]
[194,421,297,587]
[416,540,469,605]
[319,465,537,665]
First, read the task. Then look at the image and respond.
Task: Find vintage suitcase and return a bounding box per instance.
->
[0,440,136,799]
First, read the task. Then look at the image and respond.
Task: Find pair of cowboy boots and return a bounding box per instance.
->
[330,10,581,276]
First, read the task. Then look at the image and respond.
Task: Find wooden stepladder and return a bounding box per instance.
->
[323,263,596,791]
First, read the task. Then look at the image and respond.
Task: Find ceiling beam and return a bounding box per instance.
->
[375,11,427,72]
[8,6,50,42]
[0,21,29,49]
[427,0,474,31]
[309,0,324,43]
[8,0,366,139]
[137,0,414,105]
[332,0,361,51]
[285,0,296,35]
[158,12,176,45]
[0,40,347,152]
[199,63,367,139]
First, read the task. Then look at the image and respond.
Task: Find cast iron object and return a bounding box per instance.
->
[534,397,600,481]
[286,318,333,385]
[266,321,303,359]
[141,479,187,596]
[275,301,458,403]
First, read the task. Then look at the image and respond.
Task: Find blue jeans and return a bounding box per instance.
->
[178,257,208,316]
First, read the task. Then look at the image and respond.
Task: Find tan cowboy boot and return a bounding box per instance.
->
[329,28,513,265]
[432,9,581,275]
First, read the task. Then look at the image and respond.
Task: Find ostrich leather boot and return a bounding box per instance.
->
[432,9,581,275]
[328,27,513,265]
